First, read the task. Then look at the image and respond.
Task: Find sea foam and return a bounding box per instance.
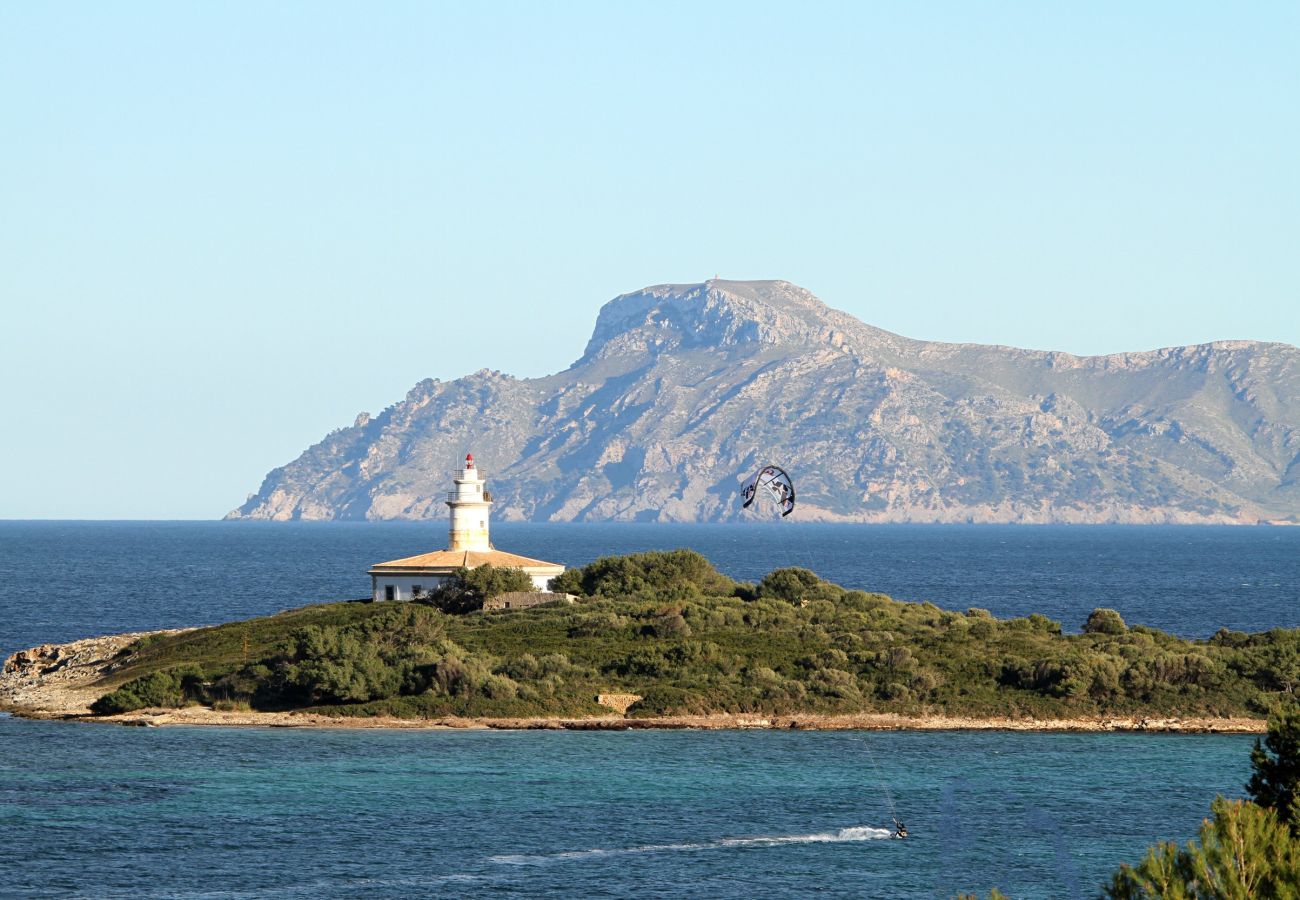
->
[490,825,894,865]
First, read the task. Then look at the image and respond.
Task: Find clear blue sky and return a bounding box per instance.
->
[2,2,1296,519]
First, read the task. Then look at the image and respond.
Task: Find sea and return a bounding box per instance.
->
[1,522,1297,898]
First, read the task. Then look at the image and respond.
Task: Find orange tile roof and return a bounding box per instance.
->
[368,548,564,573]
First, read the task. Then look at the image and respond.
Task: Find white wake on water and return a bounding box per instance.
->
[490,825,894,865]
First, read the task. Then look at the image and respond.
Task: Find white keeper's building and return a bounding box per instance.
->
[368,454,565,601]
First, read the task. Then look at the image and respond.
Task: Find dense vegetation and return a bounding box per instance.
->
[92,549,1300,720]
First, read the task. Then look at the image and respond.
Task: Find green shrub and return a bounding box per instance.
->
[481,674,520,700]
[1028,613,1063,634]
[644,611,691,639]
[568,611,630,637]
[878,681,911,702]
[1211,627,1250,647]
[285,625,402,703]
[498,653,540,680]
[553,549,736,600]
[757,568,821,603]
[91,667,197,715]
[626,686,709,717]
[807,668,862,701]
[1085,608,1128,635]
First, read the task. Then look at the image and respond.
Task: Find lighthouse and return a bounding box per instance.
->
[367,453,565,602]
[447,454,491,551]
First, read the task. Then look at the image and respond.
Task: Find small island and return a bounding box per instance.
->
[2,547,1293,732]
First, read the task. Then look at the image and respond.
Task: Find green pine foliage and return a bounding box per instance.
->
[1104,798,1300,898]
[1247,703,1300,831]
[88,550,1300,721]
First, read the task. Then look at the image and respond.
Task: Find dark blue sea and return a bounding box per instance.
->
[2,522,1297,897]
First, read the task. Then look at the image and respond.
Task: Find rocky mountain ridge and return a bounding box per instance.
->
[228,280,1300,524]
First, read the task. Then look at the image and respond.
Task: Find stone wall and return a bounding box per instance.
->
[482,592,575,611]
[596,693,643,714]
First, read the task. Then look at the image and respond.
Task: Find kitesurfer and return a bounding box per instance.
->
[893,818,907,839]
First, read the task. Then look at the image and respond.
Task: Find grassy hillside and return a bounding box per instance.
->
[91,550,1300,720]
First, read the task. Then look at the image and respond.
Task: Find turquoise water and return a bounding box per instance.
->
[0,718,1252,898]
[0,522,1289,896]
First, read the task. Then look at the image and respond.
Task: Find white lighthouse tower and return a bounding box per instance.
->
[367,452,565,601]
[447,453,492,551]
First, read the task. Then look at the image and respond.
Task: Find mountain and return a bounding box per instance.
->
[227,280,1300,524]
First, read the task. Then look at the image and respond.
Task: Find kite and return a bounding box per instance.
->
[740,465,795,517]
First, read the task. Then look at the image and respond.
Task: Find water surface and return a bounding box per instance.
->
[0,719,1252,898]
[0,522,1290,897]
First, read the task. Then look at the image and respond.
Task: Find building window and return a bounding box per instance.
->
[412,585,423,598]
[385,585,395,601]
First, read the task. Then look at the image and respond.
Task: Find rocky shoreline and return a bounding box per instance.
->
[21,707,1273,734]
[0,632,1267,734]
[1,629,194,716]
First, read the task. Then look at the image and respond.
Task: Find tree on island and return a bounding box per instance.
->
[422,565,534,614]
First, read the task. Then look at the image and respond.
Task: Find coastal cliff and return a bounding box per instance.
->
[228,280,1300,524]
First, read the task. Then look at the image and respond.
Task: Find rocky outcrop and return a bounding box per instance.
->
[4,644,65,675]
[228,280,1300,524]
[0,631,189,715]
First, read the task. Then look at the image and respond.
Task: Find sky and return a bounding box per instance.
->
[1,2,1297,519]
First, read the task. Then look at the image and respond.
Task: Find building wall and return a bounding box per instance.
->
[527,571,558,590]
[371,574,450,602]
[448,467,491,551]
[448,501,491,551]
[372,568,563,600]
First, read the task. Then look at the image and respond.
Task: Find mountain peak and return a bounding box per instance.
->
[229,279,1300,525]
[580,279,856,363]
